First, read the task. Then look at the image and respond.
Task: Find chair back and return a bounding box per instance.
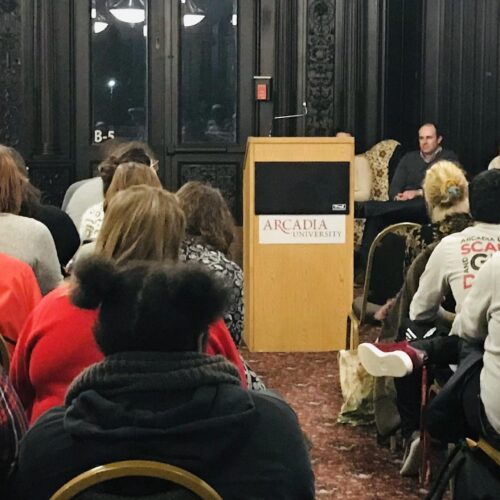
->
[49,460,222,500]
[360,222,420,323]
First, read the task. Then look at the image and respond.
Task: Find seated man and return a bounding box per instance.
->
[9,258,314,500]
[358,169,500,474]
[357,123,458,270]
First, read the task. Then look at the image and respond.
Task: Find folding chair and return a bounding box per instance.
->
[349,222,420,349]
[49,460,222,500]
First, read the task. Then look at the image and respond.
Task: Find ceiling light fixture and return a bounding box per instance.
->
[182,0,205,28]
[109,0,145,24]
[94,21,109,34]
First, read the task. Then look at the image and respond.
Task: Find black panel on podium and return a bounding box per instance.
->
[254,161,350,215]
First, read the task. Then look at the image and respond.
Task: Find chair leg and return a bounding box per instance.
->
[419,366,432,487]
[348,311,360,350]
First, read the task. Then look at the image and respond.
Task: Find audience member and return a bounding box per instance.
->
[426,251,500,445]
[74,161,162,263]
[0,146,62,294]
[63,138,127,227]
[358,169,500,474]
[177,182,266,390]
[8,147,80,269]
[356,123,458,274]
[10,186,246,426]
[0,253,41,354]
[79,141,157,241]
[9,258,315,500]
[404,160,472,271]
[177,181,243,345]
[376,161,472,331]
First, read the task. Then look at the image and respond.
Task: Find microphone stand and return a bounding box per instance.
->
[268,102,308,137]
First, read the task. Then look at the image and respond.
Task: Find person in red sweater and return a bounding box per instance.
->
[0,253,41,356]
[10,185,246,425]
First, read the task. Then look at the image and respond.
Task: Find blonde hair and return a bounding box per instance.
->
[0,145,28,214]
[176,181,234,255]
[95,185,186,265]
[103,162,162,212]
[423,161,469,222]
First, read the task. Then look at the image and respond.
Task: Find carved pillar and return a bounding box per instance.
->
[33,0,58,155]
[0,0,22,146]
[305,0,335,136]
[274,0,299,136]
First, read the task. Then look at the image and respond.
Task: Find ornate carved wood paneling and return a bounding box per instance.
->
[179,162,239,220]
[305,0,335,136]
[273,0,299,136]
[0,0,22,146]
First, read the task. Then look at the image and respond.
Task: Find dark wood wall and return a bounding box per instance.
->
[384,0,500,174]
[0,0,499,206]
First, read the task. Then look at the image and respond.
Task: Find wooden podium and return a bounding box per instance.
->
[243,137,354,352]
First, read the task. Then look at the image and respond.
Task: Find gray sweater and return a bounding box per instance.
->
[0,213,62,295]
[389,149,458,200]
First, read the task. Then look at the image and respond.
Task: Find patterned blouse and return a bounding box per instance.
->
[404,212,474,271]
[180,236,244,346]
[79,202,104,243]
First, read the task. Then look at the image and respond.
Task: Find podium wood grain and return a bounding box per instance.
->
[243,137,354,351]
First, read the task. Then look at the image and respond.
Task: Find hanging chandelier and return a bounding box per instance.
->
[109,0,145,24]
[182,0,205,28]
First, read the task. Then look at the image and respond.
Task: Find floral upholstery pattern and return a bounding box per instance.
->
[363,139,400,201]
[354,140,401,248]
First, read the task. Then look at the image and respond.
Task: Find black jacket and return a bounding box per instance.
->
[9,352,314,500]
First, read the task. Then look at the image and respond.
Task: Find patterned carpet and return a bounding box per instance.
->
[241,331,427,500]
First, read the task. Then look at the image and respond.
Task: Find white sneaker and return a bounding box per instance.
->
[358,343,414,378]
[400,432,421,476]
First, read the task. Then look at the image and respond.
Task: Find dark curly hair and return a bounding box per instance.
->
[176,181,235,255]
[469,169,500,224]
[71,256,228,355]
[97,141,157,195]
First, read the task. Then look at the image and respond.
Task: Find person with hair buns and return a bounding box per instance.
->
[9,258,315,500]
[10,186,247,426]
[78,140,157,242]
[358,169,500,475]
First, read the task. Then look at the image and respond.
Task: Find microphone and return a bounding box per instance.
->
[268,102,308,137]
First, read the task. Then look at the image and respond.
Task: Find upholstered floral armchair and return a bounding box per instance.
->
[354,139,401,248]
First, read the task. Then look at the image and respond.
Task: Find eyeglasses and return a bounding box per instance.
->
[150,160,159,172]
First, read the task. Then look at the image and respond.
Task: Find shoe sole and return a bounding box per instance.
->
[358,343,413,378]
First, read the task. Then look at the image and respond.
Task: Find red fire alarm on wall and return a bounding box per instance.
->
[253,76,272,101]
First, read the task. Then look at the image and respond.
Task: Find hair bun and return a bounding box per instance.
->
[71,256,119,309]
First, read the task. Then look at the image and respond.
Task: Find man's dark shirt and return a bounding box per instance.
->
[389,149,459,200]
